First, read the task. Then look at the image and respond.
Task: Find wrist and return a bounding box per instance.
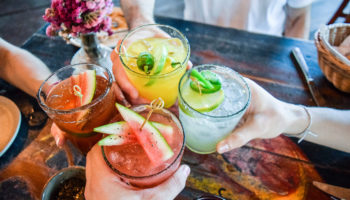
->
[282,103,309,136]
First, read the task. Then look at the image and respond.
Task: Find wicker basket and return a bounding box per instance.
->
[314,23,350,93]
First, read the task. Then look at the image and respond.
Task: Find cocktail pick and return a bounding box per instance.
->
[190,77,203,95]
[73,85,83,105]
[140,97,165,130]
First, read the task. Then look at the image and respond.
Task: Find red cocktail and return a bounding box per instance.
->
[37,64,116,154]
[99,104,185,188]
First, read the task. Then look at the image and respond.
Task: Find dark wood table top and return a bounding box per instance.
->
[1,16,350,200]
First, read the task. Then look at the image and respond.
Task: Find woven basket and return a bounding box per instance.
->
[314,23,350,93]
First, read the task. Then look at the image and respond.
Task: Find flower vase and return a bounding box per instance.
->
[71,33,113,74]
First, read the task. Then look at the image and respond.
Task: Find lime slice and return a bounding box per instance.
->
[181,82,224,112]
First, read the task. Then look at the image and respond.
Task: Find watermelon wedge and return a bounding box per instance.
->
[95,121,174,145]
[94,121,130,135]
[151,121,173,143]
[98,134,136,146]
[70,70,96,107]
[70,70,96,123]
[115,103,174,164]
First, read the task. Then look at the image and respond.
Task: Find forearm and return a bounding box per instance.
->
[0,39,51,97]
[284,104,350,153]
[120,0,155,29]
[284,5,310,39]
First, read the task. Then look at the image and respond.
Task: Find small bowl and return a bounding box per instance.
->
[41,166,86,200]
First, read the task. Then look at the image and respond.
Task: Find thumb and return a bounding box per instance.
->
[51,123,66,148]
[146,165,190,200]
[217,118,260,153]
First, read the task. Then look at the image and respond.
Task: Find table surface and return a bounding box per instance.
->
[1,16,350,200]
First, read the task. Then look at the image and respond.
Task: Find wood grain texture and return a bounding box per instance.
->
[1,17,348,200]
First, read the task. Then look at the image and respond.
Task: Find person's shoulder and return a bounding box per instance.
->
[287,0,313,8]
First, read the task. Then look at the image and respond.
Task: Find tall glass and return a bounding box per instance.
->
[118,24,190,108]
[102,105,185,188]
[178,64,251,154]
[37,64,116,155]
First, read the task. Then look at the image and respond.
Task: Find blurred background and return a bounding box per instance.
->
[0,0,347,46]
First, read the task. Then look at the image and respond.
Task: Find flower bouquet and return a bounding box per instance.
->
[43,0,115,69]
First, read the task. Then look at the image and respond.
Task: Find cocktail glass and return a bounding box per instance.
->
[118,24,190,108]
[101,105,185,188]
[37,63,116,155]
[178,64,251,154]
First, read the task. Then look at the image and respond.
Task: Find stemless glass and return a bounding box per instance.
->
[102,105,185,188]
[118,24,190,108]
[37,63,116,155]
[178,64,251,154]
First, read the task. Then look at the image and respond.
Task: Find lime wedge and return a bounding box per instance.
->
[181,82,224,112]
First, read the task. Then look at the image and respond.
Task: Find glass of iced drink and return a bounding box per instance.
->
[178,64,251,154]
[37,63,116,155]
[97,104,185,188]
[118,24,190,108]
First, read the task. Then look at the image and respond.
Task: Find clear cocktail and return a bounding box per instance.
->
[37,64,116,154]
[178,64,250,154]
[97,104,185,188]
[118,24,190,108]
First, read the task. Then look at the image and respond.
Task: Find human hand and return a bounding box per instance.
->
[84,144,190,200]
[217,78,309,153]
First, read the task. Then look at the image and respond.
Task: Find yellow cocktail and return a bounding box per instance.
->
[118,24,190,107]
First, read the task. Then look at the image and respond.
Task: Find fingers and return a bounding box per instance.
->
[217,118,259,153]
[51,123,66,148]
[146,165,190,200]
[112,82,131,107]
[186,60,193,70]
[111,41,139,100]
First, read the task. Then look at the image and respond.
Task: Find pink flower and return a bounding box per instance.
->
[43,0,113,36]
[86,1,96,9]
[46,25,57,36]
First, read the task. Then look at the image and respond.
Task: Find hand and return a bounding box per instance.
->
[84,144,191,200]
[217,78,309,153]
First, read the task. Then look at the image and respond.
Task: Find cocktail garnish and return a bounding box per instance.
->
[190,70,222,94]
[140,97,165,130]
[137,52,154,74]
[171,62,181,68]
[73,85,83,105]
[152,45,168,74]
[168,56,181,68]
[190,70,214,89]
[190,77,203,95]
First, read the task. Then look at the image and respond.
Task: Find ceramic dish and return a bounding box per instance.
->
[0,96,21,157]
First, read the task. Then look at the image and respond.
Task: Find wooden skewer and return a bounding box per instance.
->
[140,98,164,130]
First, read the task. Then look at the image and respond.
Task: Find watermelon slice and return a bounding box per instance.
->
[95,121,174,145]
[98,134,136,146]
[70,70,96,123]
[70,70,96,107]
[115,103,174,164]
[151,121,173,143]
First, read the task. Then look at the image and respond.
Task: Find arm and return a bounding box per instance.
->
[287,106,350,153]
[217,78,350,154]
[0,38,51,97]
[284,5,311,39]
[120,0,155,29]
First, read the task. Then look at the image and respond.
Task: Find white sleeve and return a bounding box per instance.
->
[287,0,313,8]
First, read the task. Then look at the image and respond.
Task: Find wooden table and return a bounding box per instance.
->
[1,16,350,200]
